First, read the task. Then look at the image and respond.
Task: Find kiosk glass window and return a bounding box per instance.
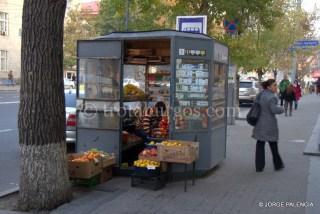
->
[78,59,120,100]
[212,63,227,129]
[175,59,209,131]
[77,101,120,130]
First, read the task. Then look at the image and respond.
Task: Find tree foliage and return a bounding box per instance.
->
[94,0,314,78]
[96,0,168,35]
[64,8,97,69]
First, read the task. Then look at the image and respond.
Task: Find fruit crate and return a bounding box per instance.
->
[131,173,166,191]
[134,166,161,177]
[71,174,101,188]
[157,141,199,164]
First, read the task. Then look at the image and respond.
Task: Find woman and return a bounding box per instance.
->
[293,80,302,110]
[283,84,296,116]
[252,79,285,172]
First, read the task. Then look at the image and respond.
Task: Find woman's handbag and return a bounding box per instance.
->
[246,93,262,126]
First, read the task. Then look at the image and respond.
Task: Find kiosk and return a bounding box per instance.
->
[76,30,229,175]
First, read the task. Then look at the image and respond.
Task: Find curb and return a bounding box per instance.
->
[0,187,19,199]
[0,87,20,92]
[304,115,320,156]
[0,211,27,214]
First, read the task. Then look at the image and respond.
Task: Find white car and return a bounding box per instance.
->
[123,78,140,87]
[239,80,261,104]
[64,78,75,89]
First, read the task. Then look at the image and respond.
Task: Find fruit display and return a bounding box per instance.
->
[151,117,169,138]
[71,149,113,163]
[140,148,157,157]
[147,141,156,146]
[160,140,184,147]
[134,159,160,168]
[124,84,145,98]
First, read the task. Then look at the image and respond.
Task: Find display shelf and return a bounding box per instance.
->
[149,73,171,76]
[176,75,209,79]
[176,69,208,71]
[123,96,151,102]
[176,90,207,93]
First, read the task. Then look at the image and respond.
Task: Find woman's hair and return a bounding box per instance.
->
[286,84,294,93]
[155,101,166,116]
[261,79,276,89]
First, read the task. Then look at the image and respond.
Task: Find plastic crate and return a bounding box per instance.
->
[134,166,160,177]
[131,174,166,191]
[71,174,101,188]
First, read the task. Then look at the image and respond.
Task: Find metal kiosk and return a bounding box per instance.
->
[76,30,229,176]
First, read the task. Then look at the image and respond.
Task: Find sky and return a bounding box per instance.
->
[302,0,320,37]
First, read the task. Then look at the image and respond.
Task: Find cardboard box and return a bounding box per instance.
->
[100,166,113,183]
[68,154,102,179]
[101,156,116,168]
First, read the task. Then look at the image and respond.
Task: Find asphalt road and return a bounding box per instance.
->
[0,91,20,193]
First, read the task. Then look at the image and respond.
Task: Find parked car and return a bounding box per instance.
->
[65,89,76,153]
[239,80,260,104]
[64,78,75,89]
[123,78,140,87]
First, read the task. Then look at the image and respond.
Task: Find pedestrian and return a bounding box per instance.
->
[283,84,296,116]
[293,80,302,110]
[252,79,285,172]
[279,75,290,106]
[8,70,14,86]
[316,78,320,96]
[71,74,76,82]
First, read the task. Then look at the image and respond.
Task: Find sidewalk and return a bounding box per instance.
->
[50,94,320,214]
[0,94,316,214]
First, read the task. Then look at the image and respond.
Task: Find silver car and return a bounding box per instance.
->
[65,89,76,153]
[239,80,260,104]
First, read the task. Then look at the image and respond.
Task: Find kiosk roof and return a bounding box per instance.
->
[96,30,212,41]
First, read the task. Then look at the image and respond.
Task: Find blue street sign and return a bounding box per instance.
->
[294,40,319,48]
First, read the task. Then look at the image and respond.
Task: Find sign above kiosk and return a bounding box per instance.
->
[176,16,207,35]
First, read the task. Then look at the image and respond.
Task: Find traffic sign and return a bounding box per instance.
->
[294,40,319,48]
[176,16,207,34]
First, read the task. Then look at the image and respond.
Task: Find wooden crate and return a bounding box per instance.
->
[157,141,199,164]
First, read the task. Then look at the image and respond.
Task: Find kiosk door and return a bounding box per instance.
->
[76,40,122,163]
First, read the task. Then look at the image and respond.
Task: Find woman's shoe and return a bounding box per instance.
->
[275,165,285,171]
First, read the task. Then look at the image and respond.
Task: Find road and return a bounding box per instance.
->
[0,91,19,193]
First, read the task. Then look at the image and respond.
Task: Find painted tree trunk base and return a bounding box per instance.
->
[18,142,71,211]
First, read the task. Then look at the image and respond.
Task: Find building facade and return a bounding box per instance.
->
[0,0,23,82]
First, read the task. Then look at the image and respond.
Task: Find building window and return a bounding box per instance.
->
[0,50,8,72]
[0,12,8,36]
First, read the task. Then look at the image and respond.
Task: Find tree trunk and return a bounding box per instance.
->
[273,68,278,80]
[257,68,263,82]
[18,0,71,211]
